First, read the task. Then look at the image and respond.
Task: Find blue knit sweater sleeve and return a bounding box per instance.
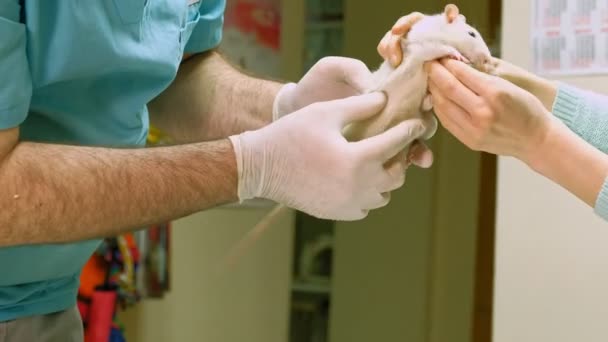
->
[552,83,608,221]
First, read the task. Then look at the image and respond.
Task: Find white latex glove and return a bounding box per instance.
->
[272,57,374,120]
[230,92,433,221]
[273,56,436,169]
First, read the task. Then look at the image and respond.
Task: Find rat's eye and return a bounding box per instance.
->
[468,31,477,38]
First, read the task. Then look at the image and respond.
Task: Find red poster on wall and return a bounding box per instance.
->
[221,0,282,78]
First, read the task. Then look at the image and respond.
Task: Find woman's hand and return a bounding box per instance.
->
[427,58,608,208]
[378,4,461,67]
[376,6,461,169]
[426,58,554,165]
[487,57,559,111]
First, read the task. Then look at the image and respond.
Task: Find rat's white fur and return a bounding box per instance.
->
[221,12,494,269]
[343,13,492,141]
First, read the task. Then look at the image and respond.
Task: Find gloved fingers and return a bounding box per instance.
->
[391,11,424,35]
[377,31,405,68]
[408,141,434,168]
[334,92,387,127]
[384,148,409,173]
[333,208,370,221]
[363,192,392,210]
[377,31,393,62]
[420,112,438,140]
[355,118,426,162]
[379,12,424,67]
[388,34,404,67]
[323,56,374,94]
[381,151,408,192]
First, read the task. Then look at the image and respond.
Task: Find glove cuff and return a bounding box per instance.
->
[272,82,297,121]
[228,134,261,202]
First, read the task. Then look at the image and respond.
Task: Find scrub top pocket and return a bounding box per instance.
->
[180,2,202,51]
[112,0,147,24]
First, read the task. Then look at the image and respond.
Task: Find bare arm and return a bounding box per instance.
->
[0,127,237,247]
[528,119,608,207]
[487,61,608,206]
[427,59,608,210]
[489,58,558,111]
[149,51,283,143]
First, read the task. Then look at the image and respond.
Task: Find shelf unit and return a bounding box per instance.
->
[284,2,345,341]
[217,1,343,340]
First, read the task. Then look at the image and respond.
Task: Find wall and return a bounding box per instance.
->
[495,1,608,341]
[119,207,294,342]
[330,4,436,339]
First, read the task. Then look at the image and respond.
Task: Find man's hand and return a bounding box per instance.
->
[378,4,461,68]
[273,56,434,168]
[231,93,433,220]
[273,57,374,119]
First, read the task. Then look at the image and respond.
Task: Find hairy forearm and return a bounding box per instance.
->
[149,51,283,143]
[1,140,237,247]
[527,119,608,207]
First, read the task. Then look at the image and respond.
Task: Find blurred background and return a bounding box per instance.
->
[96,1,608,341]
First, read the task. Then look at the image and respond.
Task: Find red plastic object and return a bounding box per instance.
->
[85,290,117,342]
[79,255,107,299]
[77,300,90,322]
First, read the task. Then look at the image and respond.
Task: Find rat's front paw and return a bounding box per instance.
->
[481,57,500,75]
[448,51,470,64]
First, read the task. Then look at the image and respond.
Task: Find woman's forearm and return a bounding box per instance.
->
[528,118,608,209]
[494,58,608,155]
[491,58,558,111]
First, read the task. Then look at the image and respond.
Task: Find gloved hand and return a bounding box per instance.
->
[231,92,433,220]
[273,57,374,120]
[273,56,435,168]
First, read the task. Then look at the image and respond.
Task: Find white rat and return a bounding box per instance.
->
[343,11,492,142]
[219,11,493,270]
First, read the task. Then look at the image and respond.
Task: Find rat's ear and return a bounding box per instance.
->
[457,14,467,23]
[444,4,459,23]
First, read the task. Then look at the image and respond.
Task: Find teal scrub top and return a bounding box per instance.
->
[0,0,225,321]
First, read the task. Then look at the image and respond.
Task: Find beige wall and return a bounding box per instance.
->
[119,207,294,342]
[495,1,608,341]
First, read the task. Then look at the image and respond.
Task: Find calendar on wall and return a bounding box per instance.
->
[532,0,608,76]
